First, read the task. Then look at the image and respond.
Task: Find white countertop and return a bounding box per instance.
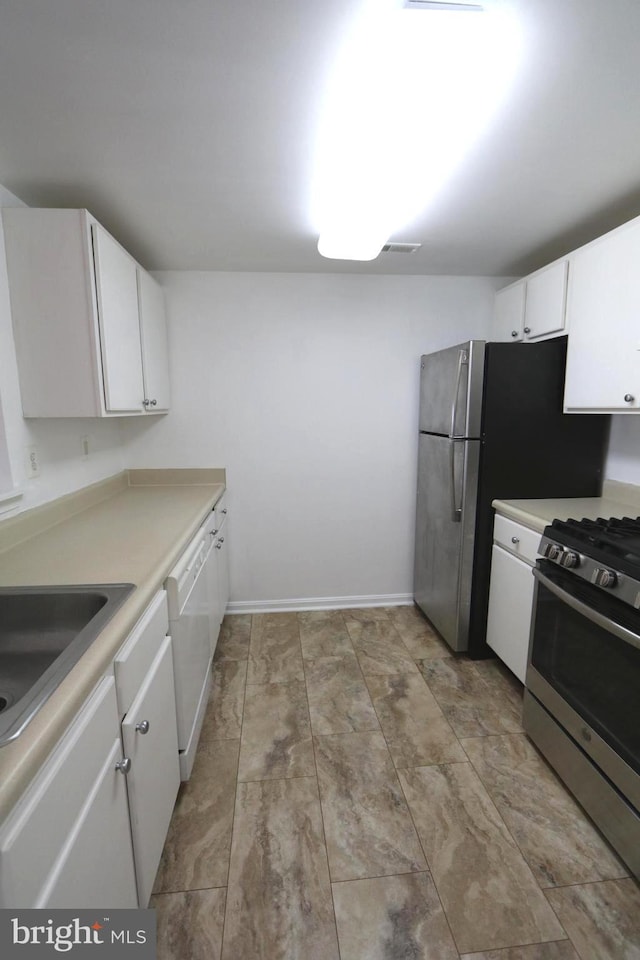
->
[0,469,225,819]
[493,480,640,534]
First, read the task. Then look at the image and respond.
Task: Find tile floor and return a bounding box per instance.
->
[150,606,640,960]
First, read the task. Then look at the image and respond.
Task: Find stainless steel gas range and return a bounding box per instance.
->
[523,515,640,879]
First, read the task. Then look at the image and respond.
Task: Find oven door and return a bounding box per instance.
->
[526,559,640,812]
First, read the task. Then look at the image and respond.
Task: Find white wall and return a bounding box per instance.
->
[0,186,126,513]
[606,416,640,483]
[121,271,499,608]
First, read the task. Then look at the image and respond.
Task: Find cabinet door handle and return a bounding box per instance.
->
[511,536,520,544]
[115,757,131,775]
[135,720,150,735]
[215,542,223,550]
[624,394,635,403]
[142,398,150,406]
[150,399,157,406]
[511,330,518,338]
[523,326,531,335]
[221,508,228,515]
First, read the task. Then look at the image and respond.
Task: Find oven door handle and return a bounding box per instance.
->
[533,567,640,652]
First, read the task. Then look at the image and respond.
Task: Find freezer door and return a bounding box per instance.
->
[419,341,485,438]
[414,433,480,652]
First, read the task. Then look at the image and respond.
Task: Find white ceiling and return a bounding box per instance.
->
[1,0,639,276]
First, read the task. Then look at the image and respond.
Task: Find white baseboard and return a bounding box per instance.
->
[225,593,414,615]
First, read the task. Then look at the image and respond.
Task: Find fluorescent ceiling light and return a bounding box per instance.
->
[312,0,521,261]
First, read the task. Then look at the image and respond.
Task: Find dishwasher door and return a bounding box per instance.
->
[167,535,212,779]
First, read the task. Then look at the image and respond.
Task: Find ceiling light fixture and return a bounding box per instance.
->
[312,0,521,261]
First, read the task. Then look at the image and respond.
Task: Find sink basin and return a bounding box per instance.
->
[0,583,135,746]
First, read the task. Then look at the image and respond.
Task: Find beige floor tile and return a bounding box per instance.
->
[345,618,418,675]
[215,614,252,661]
[340,607,391,621]
[298,610,356,659]
[315,730,427,881]
[200,660,246,741]
[473,659,525,713]
[545,878,640,960]
[151,887,226,960]
[460,943,578,960]
[222,777,339,960]
[462,734,627,886]
[384,606,453,660]
[153,740,239,893]
[399,762,565,954]
[366,673,467,768]
[238,680,314,781]
[419,658,523,737]
[247,612,304,683]
[332,873,459,960]
[305,654,380,735]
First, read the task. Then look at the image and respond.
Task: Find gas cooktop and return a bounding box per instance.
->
[539,516,640,607]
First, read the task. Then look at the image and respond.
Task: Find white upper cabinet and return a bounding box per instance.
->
[93,224,145,413]
[564,217,640,413]
[493,281,525,342]
[137,268,171,412]
[492,260,568,344]
[2,208,170,418]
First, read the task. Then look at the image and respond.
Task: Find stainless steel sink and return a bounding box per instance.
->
[0,583,135,746]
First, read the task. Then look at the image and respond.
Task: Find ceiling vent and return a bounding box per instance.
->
[381,242,422,254]
[402,1,485,11]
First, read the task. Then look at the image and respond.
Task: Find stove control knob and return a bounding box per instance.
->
[559,550,580,569]
[594,568,617,588]
[543,543,563,561]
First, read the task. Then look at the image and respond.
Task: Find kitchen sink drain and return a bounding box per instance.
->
[0,696,10,713]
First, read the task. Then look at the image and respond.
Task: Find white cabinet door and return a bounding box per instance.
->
[564,217,640,412]
[92,225,145,413]
[39,739,139,908]
[121,635,180,907]
[524,260,568,340]
[216,533,230,627]
[137,269,171,412]
[0,676,137,908]
[486,544,535,683]
[493,282,525,342]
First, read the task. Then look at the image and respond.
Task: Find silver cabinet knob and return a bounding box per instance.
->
[511,536,520,544]
[115,757,131,775]
[218,536,224,544]
[215,541,223,550]
[136,720,150,735]
[511,330,518,338]
[210,528,218,536]
[150,399,157,406]
[142,399,150,406]
[221,508,228,515]
[624,394,635,403]
[523,326,531,335]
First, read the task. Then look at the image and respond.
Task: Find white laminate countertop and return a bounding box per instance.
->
[493,480,640,534]
[0,469,225,820]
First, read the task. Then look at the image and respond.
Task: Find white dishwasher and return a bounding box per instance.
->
[165,523,213,781]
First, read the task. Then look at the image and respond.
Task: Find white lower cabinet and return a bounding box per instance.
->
[113,590,180,906]
[121,634,180,906]
[0,589,181,909]
[486,514,539,683]
[205,493,230,654]
[0,676,138,908]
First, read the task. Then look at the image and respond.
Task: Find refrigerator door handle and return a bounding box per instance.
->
[449,438,463,522]
[449,348,469,439]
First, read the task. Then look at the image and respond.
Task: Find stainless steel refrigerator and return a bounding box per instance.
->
[414,337,609,657]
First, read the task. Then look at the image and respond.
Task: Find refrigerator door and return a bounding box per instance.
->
[419,341,485,438]
[414,433,480,652]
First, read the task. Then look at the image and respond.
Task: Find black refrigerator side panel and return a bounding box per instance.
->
[467,337,610,659]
